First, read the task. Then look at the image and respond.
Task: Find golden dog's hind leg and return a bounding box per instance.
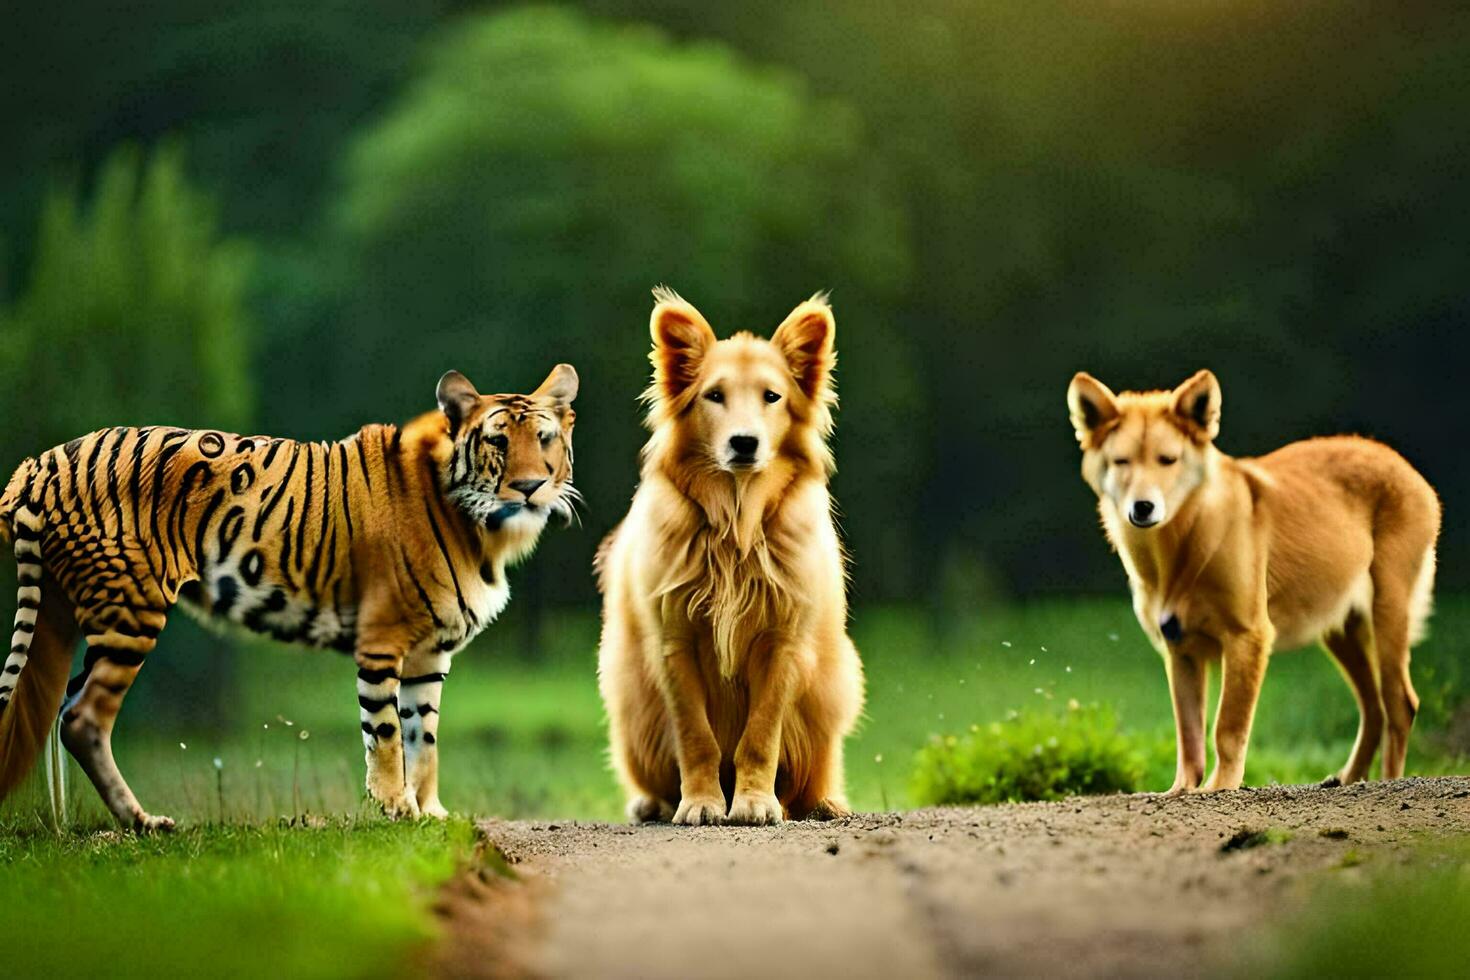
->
[728,651,801,825]
[1165,650,1207,794]
[1321,611,1383,786]
[1202,630,1270,792]
[790,731,850,820]
[61,607,171,831]
[658,635,726,826]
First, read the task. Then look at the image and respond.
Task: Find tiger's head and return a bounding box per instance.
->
[434,364,579,538]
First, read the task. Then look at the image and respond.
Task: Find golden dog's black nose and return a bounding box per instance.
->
[729,435,758,457]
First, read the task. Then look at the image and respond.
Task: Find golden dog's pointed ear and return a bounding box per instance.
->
[649,286,715,401]
[1170,369,1221,442]
[772,293,835,400]
[533,363,579,406]
[1067,372,1120,447]
[437,370,481,435]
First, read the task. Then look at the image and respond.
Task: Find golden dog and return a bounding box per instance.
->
[1068,369,1440,792]
[597,289,863,825]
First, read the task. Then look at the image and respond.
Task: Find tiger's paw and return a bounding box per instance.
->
[375,793,422,821]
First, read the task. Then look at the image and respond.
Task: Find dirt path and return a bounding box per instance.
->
[436,777,1470,979]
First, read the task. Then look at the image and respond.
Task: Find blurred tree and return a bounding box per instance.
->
[272,5,921,613]
[0,143,257,726]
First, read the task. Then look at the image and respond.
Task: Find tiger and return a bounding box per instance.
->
[0,364,579,830]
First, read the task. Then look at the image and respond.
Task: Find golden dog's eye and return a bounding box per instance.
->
[763,390,781,404]
[488,434,509,451]
[1158,455,1178,466]
[704,389,724,404]
[1112,458,1130,467]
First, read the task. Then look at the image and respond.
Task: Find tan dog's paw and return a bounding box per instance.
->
[726,792,784,826]
[135,813,177,834]
[673,796,727,826]
[419,800,450,820]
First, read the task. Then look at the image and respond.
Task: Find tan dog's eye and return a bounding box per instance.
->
[1158,455,1178,466]
[763,390,781,404]
[704,389,724,404]
[488,434,509,451]
[1112,458,1130,467]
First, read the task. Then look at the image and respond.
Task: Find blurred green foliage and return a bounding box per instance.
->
[0,143,254,465]
[910,702,1148,805]
[2,0,1468,610]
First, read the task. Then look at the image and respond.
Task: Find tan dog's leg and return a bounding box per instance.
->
[1202,630,1270,791]
[729,651,800,825]
[1321,611,1383,785]
[657,630,725,826]
[1165,651,1207,794]
[1372,591,1418,779]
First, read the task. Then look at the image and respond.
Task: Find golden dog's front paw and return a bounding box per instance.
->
[419,799,449,820]
[673,795,727,826]
[726,792,783,826]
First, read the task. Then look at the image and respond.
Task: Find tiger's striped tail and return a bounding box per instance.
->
[0,504,46,711]
[0,496,72,818]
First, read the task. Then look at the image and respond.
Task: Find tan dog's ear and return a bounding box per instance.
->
[649,287,715,401]
[533,363,579,407]
[1170,369,1221,442]
[772,293,835,400]
[437,370,481,435]
[1067,372,1120,447]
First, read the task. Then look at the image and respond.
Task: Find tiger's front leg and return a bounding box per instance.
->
[400,649,450,819]
[355,647,418,820]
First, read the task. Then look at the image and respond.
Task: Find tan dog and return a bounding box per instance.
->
[597,289,863,825]
[1068,370,1440,792]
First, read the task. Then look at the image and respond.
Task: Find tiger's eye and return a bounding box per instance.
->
[489,434,509,450]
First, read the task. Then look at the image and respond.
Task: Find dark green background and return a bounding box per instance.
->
[4,1,1465,618]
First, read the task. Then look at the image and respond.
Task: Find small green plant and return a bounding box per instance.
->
[910,702,1147,805]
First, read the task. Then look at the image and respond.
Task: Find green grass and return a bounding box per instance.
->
[0,817,478,978]
[2,598,1466,978]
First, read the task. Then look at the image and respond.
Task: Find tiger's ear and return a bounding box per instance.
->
[649,287,715,401]
[533,363,579,407]
[1170,369,1221,442]
[1067,372,1119,448]
[436,370,481,434]
[772,293,835,400]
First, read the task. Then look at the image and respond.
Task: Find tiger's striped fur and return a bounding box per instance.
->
[0,365,578,828]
